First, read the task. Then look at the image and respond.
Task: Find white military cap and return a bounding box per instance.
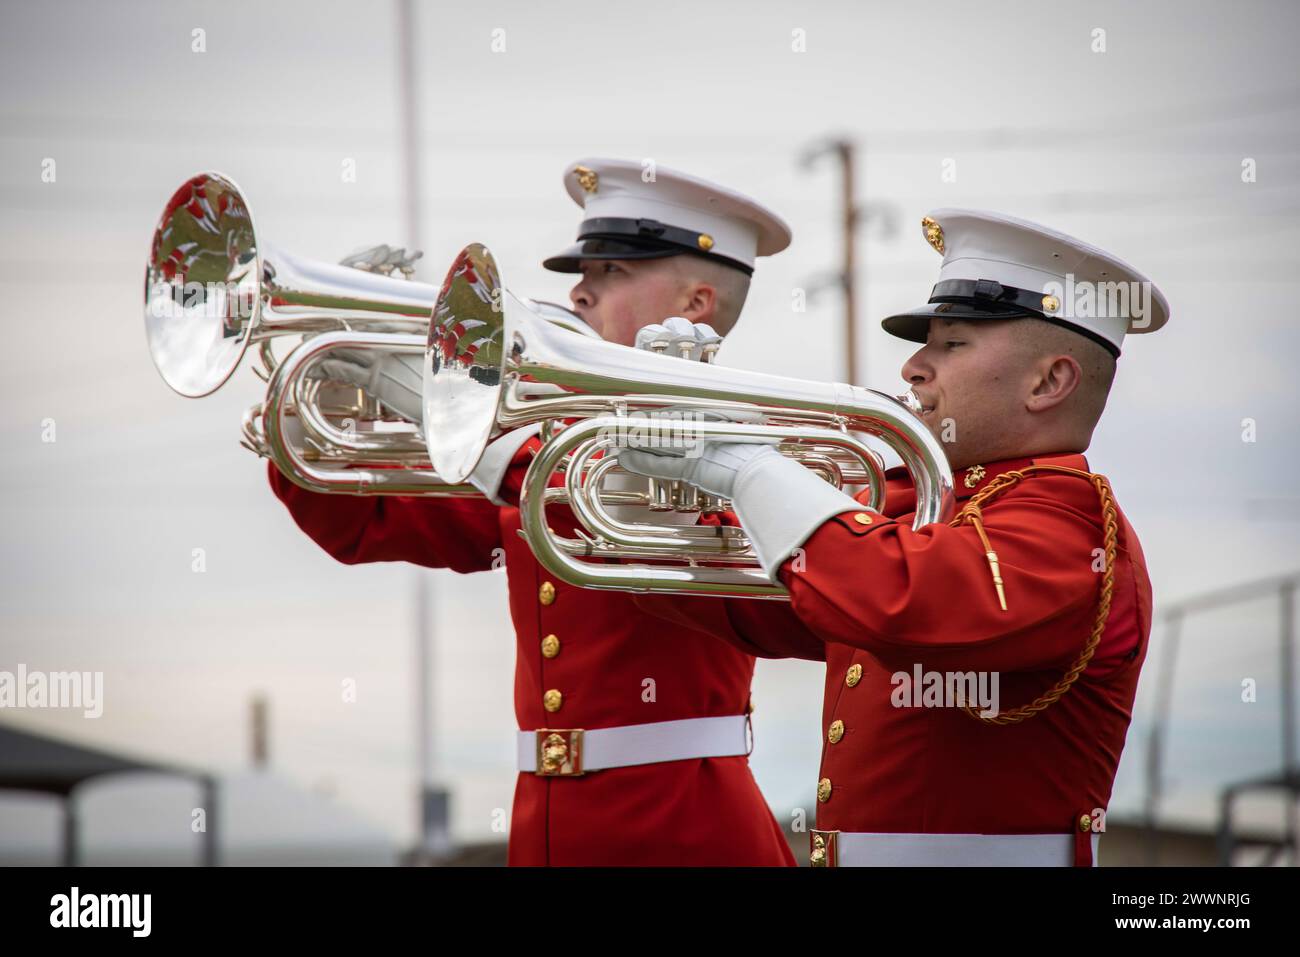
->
[543,157,791,276]
[882,209,1169,356]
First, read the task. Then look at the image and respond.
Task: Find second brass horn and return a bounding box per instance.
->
[424,243,956,599]
[143,171,597,495]
[145,171,439,398]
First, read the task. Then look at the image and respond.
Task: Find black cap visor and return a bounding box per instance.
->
[882,300,1121,358]
[881,300,1036,344]
[542,237,685,273]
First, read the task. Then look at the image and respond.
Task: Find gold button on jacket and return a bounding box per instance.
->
[543,689,563,712]
[828,720,844,744]
[541,634,560,658]
[817,777,832,802]
[538,581,556,605]
[845,663,863,687]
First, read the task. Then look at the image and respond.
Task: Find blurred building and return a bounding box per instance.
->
[0,723,396,866]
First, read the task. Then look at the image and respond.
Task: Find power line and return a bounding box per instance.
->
[3,84,1298,152]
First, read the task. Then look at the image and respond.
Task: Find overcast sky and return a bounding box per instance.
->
[1,0,1298,854]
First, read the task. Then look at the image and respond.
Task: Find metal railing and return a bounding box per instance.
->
[1142,572,1299,865]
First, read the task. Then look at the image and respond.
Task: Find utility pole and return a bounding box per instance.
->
[414,571,451,862]
[396,0,451,864]
[800,139,897,385]
[839,142,859,385]
[1280,581,1297,860]
[800,140,858,383]
[1144,612,1181,865]
[251,693,269,769]
[396,0,423,256]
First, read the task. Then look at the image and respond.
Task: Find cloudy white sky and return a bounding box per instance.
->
[1,0,1298,856]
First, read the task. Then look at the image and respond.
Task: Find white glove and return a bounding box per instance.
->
[618,440,775,499]
[312,351,424,425]
[619,441,866,579]
[466,424,542,505]
[634,317,722,361]
[338,244,423,277]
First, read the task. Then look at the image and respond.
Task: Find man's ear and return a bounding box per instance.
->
[678,282,718,324]
[1026,355,1083,412]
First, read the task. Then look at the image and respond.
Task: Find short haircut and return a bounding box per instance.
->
[1015,316,1117,426]
[669,253,751,332]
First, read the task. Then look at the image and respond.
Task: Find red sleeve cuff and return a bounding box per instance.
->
[776,508,898,585]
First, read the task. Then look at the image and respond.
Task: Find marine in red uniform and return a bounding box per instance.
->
[620,209,1170,866]
[271,159,797,865]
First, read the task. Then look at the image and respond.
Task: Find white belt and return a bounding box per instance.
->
[811,830,1100,867]
[517,715,751,776]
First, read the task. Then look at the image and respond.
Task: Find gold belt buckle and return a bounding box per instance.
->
[535,729,585,777]
[810,829,840,867]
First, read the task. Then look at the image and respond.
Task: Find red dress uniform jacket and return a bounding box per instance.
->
[268,436,794,866]
[638,452,1152,863]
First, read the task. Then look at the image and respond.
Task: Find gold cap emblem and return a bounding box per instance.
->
[573,165,599,195]
[921,216,945,254]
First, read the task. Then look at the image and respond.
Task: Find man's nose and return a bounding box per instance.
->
[901,346,932,385]
[569,277,593,310]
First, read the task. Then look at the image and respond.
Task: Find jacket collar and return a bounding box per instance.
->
[887,451,1091,501]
